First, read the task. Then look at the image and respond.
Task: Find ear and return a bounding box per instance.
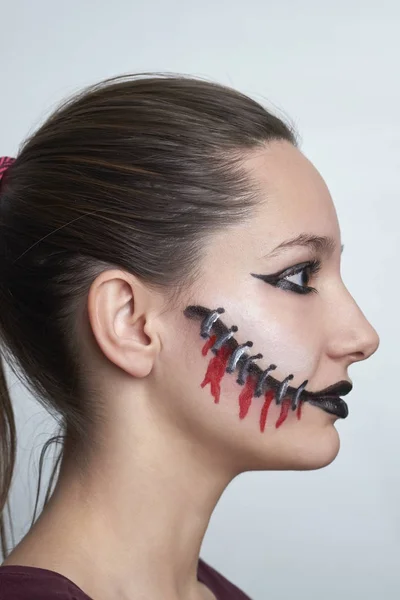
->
[87,269,161,378]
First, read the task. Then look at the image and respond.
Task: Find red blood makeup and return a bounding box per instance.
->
[200,340,232,404]
[184,305,351,428]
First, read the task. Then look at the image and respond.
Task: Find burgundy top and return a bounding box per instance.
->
[0,559,252,599]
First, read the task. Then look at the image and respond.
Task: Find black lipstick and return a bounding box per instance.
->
[307,397,349,418]
[306,381,352,418]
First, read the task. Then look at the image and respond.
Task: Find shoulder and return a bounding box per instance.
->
[198,558,252,599]
[0,561,252,600]
[0,565,92,600]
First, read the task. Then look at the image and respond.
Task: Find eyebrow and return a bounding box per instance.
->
[265,234,343,259]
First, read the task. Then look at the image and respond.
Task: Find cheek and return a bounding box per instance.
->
[227,296,320,382]
[249,313,316,380]
[179,302,320,433]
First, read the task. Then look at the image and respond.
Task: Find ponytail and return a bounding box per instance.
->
[0,357,16,561]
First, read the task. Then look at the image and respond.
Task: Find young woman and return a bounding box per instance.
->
[0,74,379,600]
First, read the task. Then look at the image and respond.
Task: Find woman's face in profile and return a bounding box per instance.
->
[157,140,379,473]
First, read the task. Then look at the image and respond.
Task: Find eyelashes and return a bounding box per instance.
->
[251,259,321,295]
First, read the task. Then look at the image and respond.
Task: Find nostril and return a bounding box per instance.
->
[349,351,365,362]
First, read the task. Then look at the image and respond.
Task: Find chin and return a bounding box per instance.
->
[284,422,342,471]
[242,419,342,473]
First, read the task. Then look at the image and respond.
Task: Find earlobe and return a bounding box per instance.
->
[87,269,159,379]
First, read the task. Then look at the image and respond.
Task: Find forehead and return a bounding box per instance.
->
[197,142,341,304]
[245,141,340,248]
[196,140,341,291]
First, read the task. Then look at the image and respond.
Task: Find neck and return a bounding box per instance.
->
[6,395,236,600]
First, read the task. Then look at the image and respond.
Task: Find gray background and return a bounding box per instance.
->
[0,1,398,598]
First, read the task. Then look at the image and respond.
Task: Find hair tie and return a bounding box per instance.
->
[0,156,15,189]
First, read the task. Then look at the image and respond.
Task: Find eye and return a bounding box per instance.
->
[284,266,311,288]
[251,260,321,295]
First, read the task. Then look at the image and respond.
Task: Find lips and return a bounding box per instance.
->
[305,380,352,418]
[308,380,353,398]
[307,397,349,418]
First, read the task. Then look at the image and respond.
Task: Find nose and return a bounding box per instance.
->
[326,285,380,364]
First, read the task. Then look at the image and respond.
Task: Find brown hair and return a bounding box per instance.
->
[0,73,296,560]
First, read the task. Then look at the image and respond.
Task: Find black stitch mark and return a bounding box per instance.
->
[226,341,253,374]
[291,380,308,410]
[200,307,224,339]
[275,374,294,405]
[254,364,277,397]
[212,326,238,351]
[237,353,263,385]
[184,305,309,407]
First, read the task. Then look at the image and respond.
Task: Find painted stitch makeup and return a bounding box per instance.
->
[184,305,352,431]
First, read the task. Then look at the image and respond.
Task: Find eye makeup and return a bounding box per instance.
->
[251,259,321,295]
[184,305,351,431]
